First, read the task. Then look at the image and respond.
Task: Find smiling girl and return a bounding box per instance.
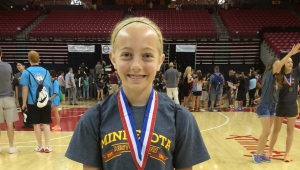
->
[66,17,210,170]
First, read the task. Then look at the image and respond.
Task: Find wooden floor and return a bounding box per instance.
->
[1,101,300,170]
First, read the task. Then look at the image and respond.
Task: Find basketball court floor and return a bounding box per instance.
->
[1,100,300,170]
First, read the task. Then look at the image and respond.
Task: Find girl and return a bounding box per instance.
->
[49,70,61,131]
[267,47,300,162]
[66,17,210,170]
[182,66,192,109]
[200,74,209,111]
[82,74,89,100]
[96,74,105,101]
[57,71,65,103]
[191,72,203,112]
[253,44,300,164]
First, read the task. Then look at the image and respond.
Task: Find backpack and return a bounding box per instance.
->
[27,69,50,108]
[212,73,223,91]
[83,78,89,87]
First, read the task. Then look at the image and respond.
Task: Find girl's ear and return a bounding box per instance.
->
[157,54,165,71]
[109,51,117,70]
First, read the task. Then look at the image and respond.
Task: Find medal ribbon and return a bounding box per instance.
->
[118,88,158,170]
[284,74,292,86]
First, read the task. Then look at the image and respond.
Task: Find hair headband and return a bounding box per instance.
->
[112,20,160,44]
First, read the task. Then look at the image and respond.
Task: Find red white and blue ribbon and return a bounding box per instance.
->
[118,88,158,170]
[284,74,292,86]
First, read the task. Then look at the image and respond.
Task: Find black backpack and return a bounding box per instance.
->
[27,69,50,108]
[213,73,223,91]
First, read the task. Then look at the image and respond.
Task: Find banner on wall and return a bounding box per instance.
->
[175,45,196,52]
[68,45,95,53]
[101,45,112,54]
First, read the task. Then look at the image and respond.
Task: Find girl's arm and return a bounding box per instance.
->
[273,43,300,74]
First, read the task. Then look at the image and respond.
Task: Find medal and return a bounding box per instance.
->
[118,88,158,170]
[273,92,276,97]
[284,74,293,92]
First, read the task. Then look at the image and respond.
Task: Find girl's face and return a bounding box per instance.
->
[110,24,164,93]
[284,58,293,72]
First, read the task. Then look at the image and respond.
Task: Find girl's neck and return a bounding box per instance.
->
[285,69,292,74]
[122,86,153,106]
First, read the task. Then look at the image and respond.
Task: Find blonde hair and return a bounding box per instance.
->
[28,50,40,63]
[110,17,163,55]
[183,66,192,79]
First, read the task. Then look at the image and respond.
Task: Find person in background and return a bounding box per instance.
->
[82,74,89,101]
[89,69,97,100]
[234,71,246,111]
[14,61,32,128]
[164,62,180,104]
[20,50,52,153]
[65,68,77,105]
[79,62,88,76]
[208,66,225,112]
[109,68,119,94]
[248,73,257,107]
[0,47,19,153]
[49,70,61,131]
[75,74,83,102]
[95,61,102,75]
[57,71,65,103]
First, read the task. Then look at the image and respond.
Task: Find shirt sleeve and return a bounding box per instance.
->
[209,75,213,84]
[65,105,102,168]
[173,106,210,169]
[222,75,225,85]
[294,65,300,78]
[20,70,29,86]
[54,81,59,95]
[13,74,19,88]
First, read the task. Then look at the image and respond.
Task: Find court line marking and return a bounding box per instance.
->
[200,112,230,132]
[1,112,230,145]
[0,134,73,145]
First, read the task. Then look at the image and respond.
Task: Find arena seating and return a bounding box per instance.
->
[29,10,123,39]
[219,10,300,38]
[0,41,68,65]
[0,10,40,38]
[264,32,300,56]
[134,10,217,39]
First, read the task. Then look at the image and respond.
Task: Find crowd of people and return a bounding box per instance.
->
[161,63,263,112]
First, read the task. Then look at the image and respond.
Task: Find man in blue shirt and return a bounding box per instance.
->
[208,66,225,112]
[20,50,52,153]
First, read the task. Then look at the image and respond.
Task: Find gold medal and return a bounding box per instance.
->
[289,87,293,92]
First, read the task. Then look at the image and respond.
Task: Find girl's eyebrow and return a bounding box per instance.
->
[119,47,155,51]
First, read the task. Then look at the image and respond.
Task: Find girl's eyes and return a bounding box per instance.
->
[120,53,154,59]
[143,54,153,58]
[121,53,132,57]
